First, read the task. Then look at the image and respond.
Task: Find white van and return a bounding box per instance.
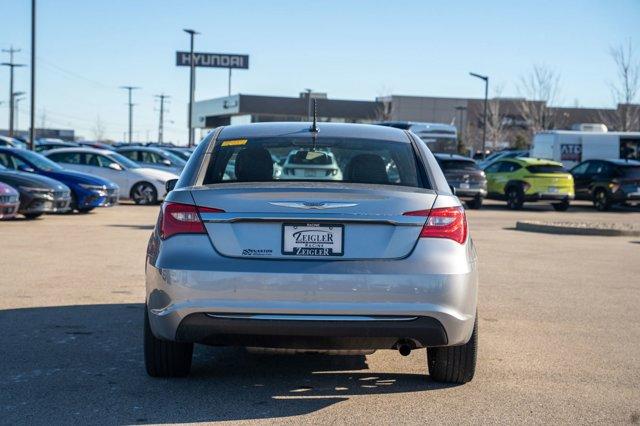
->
[531,130,640,168]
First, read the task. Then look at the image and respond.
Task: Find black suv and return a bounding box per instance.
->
[435,154,487,209]
[570,159,640,210]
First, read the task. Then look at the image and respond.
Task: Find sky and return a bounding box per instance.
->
[0,0,638,145]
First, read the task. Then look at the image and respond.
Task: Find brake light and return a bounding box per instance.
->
[159,202,224,240]
[403,206,467,244]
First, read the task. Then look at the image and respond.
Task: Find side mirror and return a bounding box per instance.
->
[165,179,178,192]
[449,184,456,195]
[108,162,123,171]
[18,164,35,173]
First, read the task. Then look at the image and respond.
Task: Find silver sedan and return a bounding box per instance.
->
[145,122,478,383]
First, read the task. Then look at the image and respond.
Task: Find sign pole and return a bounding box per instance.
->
[228,68,232,96]
[183,29,199,147]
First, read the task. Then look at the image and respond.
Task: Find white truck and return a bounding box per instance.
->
[531,130,640,168]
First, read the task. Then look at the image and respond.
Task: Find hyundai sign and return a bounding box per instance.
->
[176,51,249,69]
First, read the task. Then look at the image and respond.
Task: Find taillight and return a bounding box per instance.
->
[403,206,467,244]
[159,202,224,240]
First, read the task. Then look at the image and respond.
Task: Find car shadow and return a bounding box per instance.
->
[0,304,451,424]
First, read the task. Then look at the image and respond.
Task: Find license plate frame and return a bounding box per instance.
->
[282,223,344,257]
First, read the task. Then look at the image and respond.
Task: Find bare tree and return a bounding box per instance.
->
[607,39,640,131]
[486,84,507,150]
[92,115,106,141]
[517,65,562,133]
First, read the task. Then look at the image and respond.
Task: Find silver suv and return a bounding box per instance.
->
[145,122,478,383]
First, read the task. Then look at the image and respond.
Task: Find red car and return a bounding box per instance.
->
[0,182,20,219]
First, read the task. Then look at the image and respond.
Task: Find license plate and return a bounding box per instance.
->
[304,170,316,177]
[43,201,53,210]
[459,182,470,189]
[282,223,344,256]
[548,186,559,193]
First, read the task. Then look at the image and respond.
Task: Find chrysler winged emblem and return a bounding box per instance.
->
[269,201,358,209]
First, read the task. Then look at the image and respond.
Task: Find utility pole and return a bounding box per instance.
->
[183,29,199,147]
[120,86,139,144]
[12,91,25,133]
[155,93,169,143]
[2,46,25,137]
[29,0,36,150]
[469,72,489,160]
[14,95,25,133]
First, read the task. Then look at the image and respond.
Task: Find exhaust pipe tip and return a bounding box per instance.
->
[398,343,412,356]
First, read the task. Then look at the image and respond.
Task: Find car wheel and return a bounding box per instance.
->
[552,200,570,211]
[131,182,158,205]
[77,207,94,214]
[427,315,477,384]
[23,212,43,220]
[505,186,524,210]
[144,305,193,377]
[593,189,610,211]
[466,196,483,210]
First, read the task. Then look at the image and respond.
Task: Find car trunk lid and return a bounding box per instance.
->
[190,182,437,260]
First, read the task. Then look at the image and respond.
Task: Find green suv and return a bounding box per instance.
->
[484,157,574,210]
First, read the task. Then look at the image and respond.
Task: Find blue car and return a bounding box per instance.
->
[0,147,119,213]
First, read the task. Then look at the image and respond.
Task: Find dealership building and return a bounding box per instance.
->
[192,92,639,148]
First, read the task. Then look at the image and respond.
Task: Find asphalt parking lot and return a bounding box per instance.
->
[1,201,639,425]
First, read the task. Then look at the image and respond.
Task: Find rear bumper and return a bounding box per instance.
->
[145,234,478,348]
[525,192,574,201]
[175,314,448,349]
[455,188,487,199]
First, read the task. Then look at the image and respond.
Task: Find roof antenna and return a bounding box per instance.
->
[309,99,319,133]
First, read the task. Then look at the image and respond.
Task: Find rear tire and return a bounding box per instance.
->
[23,212,43,220]
[466,196,483,210]
[131,182,158,205]
[144,305,193,377]
[552,200,570,211]
[427,316,477,384]
[505,186,524,210]
[593,188,611,211]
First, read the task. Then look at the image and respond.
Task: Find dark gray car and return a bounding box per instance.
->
[0,164,72,219]
[434,154,487,209]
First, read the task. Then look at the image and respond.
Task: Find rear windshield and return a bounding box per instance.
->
[526,165,566,174]
[438,159,480,171]
[620,166,640,178]
[203,136,425,188]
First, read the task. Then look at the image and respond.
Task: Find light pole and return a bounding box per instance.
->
[120,86,140,144]
[29,0,36,150]
[2,47,26,137]
[14,95,25,133]
[469,72,489,159]
[183,29,199,147]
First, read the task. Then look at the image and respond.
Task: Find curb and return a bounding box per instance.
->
[515,221,640,237]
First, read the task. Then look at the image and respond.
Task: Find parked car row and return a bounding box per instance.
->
[438,149,640,211]
[0,143,182,220]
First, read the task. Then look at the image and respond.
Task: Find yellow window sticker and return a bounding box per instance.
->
[220,139,248,147]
